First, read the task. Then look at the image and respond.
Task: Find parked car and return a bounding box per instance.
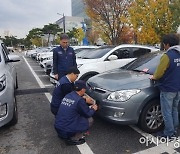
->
[50,44,159,84]
[86,51,166,133]
[0,40,20,127]
[72,45,99,54]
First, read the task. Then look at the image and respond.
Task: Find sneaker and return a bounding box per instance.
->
[65,138,85,145]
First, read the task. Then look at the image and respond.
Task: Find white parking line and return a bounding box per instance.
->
[133,141,178,154]
[38,74,49,77]
[33,70,44,72]
[23,56,94,154]
[44,84,54,87]
[130,125,179,153]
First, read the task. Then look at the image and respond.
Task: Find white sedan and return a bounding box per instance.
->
[50,44,159,83]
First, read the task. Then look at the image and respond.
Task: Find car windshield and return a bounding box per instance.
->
[76,50,91,58]
[121,51,163,75]
[77,46,115,59]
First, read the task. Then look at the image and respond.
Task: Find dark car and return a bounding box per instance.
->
[86,51,165,133]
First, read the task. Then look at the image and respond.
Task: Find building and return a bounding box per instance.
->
[55,16,84,33]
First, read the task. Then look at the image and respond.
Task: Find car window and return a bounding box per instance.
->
[76,50,90,58]
[80,47,115,59]
[121,52,163,74]
[74,48,94,54]
[1,43,9,61]
[132,47,151,58]
[112,48,131,59]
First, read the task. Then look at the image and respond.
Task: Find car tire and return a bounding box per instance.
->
[8,96,18,126]
[138,99,164,133]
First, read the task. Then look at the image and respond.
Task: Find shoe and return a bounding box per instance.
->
[65,138,85,145]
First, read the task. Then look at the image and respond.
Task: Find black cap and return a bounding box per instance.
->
[66,67,80,74]
[74,80,87,91]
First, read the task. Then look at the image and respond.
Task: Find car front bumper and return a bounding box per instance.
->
[86,89,144,125]
[0,85,15,127]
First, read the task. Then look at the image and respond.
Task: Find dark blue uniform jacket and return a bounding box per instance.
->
[51,76,74,108]
[55,91,95,134]
[159,47,180,92]
[53,46,77,77]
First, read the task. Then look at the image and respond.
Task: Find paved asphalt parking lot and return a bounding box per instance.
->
[0,52,180,154]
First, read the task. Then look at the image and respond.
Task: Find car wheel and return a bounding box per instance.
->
[8,96,18,126]
[138,99,164,133]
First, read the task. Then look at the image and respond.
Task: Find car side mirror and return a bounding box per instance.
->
[7,54,20,62]
[108,55,118,61]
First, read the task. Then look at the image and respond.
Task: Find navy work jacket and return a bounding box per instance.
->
[51,76,74,108]
[53,46,77,75]
[159,48,180,92]
[55,91,95,133]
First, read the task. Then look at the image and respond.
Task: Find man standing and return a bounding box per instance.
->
[54,80,98,145]
[151,34,180,138]
[53,33,77,80]
[51,67,80,116]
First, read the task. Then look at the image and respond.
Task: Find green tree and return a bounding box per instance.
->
[42,23,62,45]
[2,36,18,47]
[67,27,79,45]
[26,28,43,47]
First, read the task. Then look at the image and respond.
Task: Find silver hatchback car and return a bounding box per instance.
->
[86,51,165,133]
[0,40,20,127]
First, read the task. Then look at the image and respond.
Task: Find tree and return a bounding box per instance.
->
[27,28,42,39]
[66,27,79,45]
[169,0,180,32]
[2,36,18,47]
[84,0,132,45]
[42,23,62,46]
[26,28,43,47]
[128,0,173,45]
[86,30,99,45]
[76,28,85,45]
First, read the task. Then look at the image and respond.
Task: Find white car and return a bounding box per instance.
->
[0,40,20,127]
[49,44,159,83]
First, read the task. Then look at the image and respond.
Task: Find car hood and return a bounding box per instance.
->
[76,58,99,64]
[87,69,153,91]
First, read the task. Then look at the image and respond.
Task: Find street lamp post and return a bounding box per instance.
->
[57,13,65,33]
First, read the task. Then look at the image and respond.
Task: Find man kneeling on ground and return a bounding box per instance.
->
[51,67,80,116]
[54,80,98,145]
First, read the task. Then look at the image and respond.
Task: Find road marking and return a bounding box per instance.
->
[33,70,44,72]
[38,74,49,77]
[133,141,178,154]
[44,84,54,87]
[130,125,179,153]
[23,56,94,154]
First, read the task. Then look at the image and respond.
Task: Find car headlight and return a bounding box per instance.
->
[107,89,141,102]
[77,64,83,68]
[0,75,6,92]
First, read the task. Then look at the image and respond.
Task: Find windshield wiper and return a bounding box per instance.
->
[132,69,150,74]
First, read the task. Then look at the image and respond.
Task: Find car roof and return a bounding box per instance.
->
[114,44,159,50]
